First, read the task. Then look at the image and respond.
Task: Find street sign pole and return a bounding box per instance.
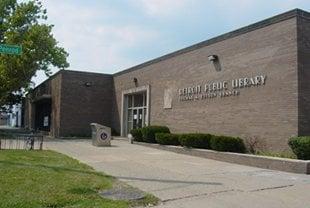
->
[0,44,22,55]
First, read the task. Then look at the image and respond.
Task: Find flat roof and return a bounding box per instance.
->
[113,8,310,76]
[31,70,112,92]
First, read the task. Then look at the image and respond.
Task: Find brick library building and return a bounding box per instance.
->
[24,9,310,151]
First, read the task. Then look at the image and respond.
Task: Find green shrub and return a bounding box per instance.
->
[179,133,212,149]
[210,136,246,153]
[141,126,170,143]
[155,133,180,145]
[130,128,143,142]
[288,137,310,160]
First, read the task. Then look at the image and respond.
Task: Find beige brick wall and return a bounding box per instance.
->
[50,74,62,137]
[59,71,113,137]
[113,17,299,151]
[298,15,310,136]
[24,74,61,135]
[25,71,113,138]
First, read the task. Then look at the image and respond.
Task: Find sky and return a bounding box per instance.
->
[33,0,310,85]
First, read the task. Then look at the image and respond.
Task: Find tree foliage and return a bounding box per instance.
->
[0,0,69,109]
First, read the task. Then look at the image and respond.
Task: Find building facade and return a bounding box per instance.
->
[24,70,113,137]
[24,9,310,151]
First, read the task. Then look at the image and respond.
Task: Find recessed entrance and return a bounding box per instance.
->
[121,85,150,136]
[34,98,51,132]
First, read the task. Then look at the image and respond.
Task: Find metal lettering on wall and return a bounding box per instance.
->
[178,75,267,102]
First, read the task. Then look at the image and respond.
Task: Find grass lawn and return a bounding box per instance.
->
[0,150,157,208]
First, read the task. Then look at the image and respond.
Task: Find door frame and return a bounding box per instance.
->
[121,85,150,137]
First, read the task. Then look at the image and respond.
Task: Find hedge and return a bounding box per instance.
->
[179,133,212,149]
[133,127,247,154]
[288,137,310,160]
[155,133,180,145]
[210,135,246,153]
[130,128,143,142]
[141,126,170,143]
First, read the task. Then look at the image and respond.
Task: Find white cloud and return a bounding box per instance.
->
[33,0,159,84]
[133,0,190,17]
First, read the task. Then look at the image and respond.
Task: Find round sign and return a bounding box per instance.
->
[100,132,108,140]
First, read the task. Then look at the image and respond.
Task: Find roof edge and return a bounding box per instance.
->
[62,70,113,76]
[32,69,112,92]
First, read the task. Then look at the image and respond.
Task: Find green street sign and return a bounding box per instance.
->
[0,44,22,55]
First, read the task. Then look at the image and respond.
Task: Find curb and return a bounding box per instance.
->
[134,142,310,175]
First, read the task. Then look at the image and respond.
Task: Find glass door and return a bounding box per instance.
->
[137,108,143,129]
[133,109,138,129]
[126,92,147,134]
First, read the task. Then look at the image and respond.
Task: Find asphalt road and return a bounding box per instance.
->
[46,138,310,208]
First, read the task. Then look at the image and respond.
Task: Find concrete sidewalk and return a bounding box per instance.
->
[46,138,310,208]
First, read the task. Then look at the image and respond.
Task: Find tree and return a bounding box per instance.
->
[0,0,69,110]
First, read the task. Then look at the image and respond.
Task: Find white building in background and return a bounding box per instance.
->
[8,104,23,127]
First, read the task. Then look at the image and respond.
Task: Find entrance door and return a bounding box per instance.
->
[34,99,51,131]
[133,108,144,129]
[126,92,147,134]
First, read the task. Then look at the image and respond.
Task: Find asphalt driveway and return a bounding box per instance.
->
[46,138,310,208]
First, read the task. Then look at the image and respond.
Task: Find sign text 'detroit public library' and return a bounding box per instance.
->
[178,75,267,102]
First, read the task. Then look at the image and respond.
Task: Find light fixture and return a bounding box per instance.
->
[133,77,138,87]
[208,55,221,71]
[85,82,92,87]
[208,55,218,62]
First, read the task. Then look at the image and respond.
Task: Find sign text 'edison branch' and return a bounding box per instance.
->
[178,75,267,101]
